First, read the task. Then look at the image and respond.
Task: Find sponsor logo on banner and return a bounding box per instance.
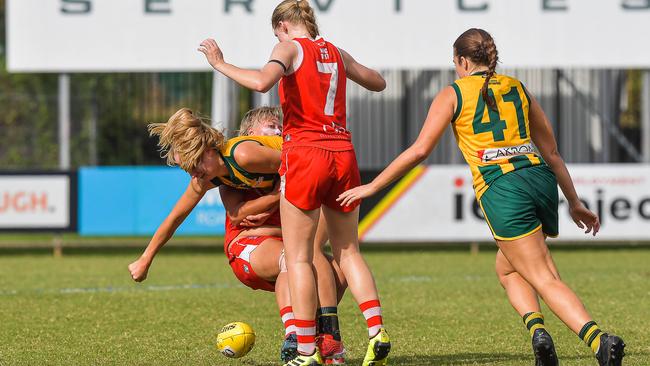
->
[360,165,650,242]
[478,143,534,162]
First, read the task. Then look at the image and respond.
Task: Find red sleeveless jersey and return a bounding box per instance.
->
[279,37,353,151]
[223,189,281,249]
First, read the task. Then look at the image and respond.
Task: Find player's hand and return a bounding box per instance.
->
[241,212,271,227]
[128,257,151,282]
[569,202,600,236]
[336,184,376,207]
[198,38,225,69]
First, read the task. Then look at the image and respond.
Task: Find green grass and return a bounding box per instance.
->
[1,246,648,365]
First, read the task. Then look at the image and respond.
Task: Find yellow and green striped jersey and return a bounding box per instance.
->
[211,135,282,190]
[451,72,545,199]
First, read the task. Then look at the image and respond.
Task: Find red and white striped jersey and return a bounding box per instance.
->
[279,37,353,151]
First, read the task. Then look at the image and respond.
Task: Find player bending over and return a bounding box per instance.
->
[338,29,625,366]
[127,107,346,363]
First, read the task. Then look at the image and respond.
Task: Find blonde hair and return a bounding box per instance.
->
[238,106,283,136]
[271,0,319,39]
[148,108,225,172]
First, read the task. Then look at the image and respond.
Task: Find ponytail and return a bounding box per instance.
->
[272,0,320,39]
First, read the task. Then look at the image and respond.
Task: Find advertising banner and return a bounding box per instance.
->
[360,165,650,242]
[78,167,225,236]
[0,173,75,230]
[8,0,650,72]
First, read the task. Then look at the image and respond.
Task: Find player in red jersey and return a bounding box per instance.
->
[221,107,347,364]
[198,1,391,365]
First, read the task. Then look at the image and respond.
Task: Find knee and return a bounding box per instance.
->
[494,260,511,288]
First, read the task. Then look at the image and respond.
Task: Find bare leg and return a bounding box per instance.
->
[498,230,592,334]
[250,237,284,281]
[495,249,541,316]
[313,209,338,308]
[275,272,291,310]
[321,205,380,307]
[280,196,320,334]
[326,254,348,303]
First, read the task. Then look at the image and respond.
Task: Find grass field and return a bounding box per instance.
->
[1,245,648,365]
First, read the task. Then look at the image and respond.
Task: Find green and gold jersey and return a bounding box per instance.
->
[451,72,545,199]
[211,135,282,190]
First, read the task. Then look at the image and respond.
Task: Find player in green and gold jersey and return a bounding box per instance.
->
[338,29,625,366]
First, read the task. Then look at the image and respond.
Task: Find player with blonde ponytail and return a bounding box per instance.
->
[199,1,391,365]
[339,28,626,366]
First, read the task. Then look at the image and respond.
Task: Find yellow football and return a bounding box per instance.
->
[215,322,256,358]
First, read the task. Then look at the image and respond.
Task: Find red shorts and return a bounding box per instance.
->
[279,146,361,212]
[226,236,281,292]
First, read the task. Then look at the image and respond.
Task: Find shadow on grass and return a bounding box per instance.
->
[238,349,650,366]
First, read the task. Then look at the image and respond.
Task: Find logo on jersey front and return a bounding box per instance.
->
[478,143,535,162]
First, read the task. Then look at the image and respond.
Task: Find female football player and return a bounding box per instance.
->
[127,107,283,287]
[338,28,625,366]
[128,107,347,363]
[198,1,391,364]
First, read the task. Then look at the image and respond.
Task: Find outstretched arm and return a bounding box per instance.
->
[128,178,209,282]
[337,86,455,206]
[528,90,599,235]
[339,48,386,92]
[198,38,296,93]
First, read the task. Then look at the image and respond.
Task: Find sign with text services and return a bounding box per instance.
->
[8,0,650,72]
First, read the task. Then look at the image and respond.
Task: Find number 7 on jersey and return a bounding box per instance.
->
[317,61,338,116]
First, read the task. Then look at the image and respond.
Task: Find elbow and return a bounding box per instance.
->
[253,83,269,93]
[544,148,563,164]
[253,79,274,93]
[412,145,430,163]
[371,76,386,92]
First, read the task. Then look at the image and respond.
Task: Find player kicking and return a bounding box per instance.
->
[338,29,625,366]
[198,1,391,365]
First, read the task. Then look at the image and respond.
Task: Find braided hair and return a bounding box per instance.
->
[453,28,500,111]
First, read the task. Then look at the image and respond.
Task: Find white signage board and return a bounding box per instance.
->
[361,165,650,242]
[0,175,72,230]
[8,0,650,72]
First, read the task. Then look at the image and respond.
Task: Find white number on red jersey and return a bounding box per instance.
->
[316,61,338,116]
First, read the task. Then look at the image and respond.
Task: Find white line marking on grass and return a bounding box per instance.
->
[0,282,244,297]
[390,275,433,283]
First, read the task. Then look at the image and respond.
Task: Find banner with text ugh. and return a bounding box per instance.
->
[0,172,76,231]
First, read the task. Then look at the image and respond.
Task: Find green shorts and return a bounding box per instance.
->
[479,165,559,241]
